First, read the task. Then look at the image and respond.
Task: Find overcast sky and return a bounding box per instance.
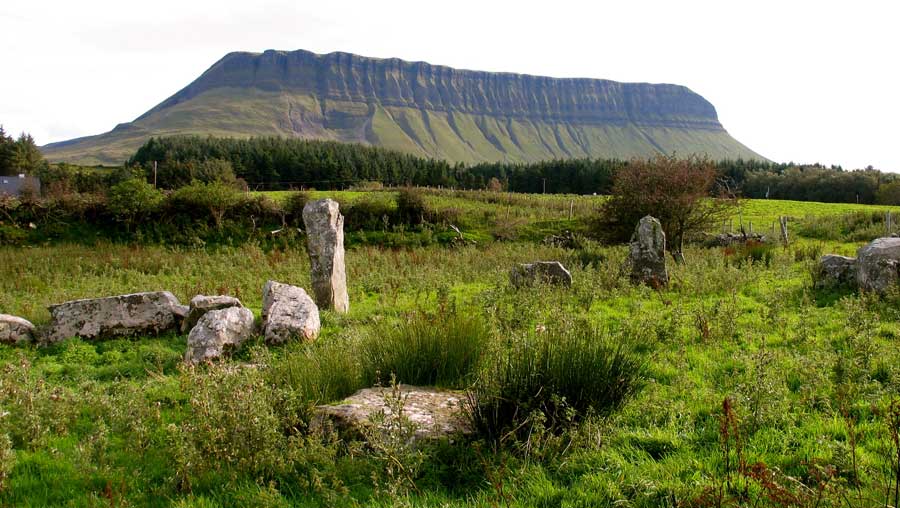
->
[1,0,897,170]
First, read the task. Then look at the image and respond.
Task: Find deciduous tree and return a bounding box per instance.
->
[596,154,735,263]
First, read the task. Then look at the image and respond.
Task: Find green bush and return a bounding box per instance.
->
[468,322,645,443]
[107,178,163,231]
[342,195,394,231]
[797,211,887,242]
[231,194,283,229]
[359,310,491,389]
[169,181,242,230]
[724,240,775,267]
[396,187,428,226]
[172,361,307,484]
[282,191,311,227]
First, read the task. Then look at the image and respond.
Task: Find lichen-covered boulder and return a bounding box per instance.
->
[302,199,349,313]
[44,291,183,344]
[510,261,572,288]
[181,295,244,333]
[184,307,256,363]
[261,280,320,344]
[313,385,472,442]
[857,237,900,293]
[0,314,35,345]
[627,216,668,287]
[815,255,857,290]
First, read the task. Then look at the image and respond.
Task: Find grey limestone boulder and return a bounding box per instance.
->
[815,255,857,290]
[45,291,183,344]
[184,306,256,363]
[0,314,35,345]
[510,261,572,288]
[181,295,244,333]
[856,237,900,293]
[262,280,320,344]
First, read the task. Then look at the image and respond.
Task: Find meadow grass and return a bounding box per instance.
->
[2,194,900,506]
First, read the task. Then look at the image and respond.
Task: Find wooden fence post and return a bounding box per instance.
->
[779,216,789,245]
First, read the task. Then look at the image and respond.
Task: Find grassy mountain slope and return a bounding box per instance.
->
[43,50,765,165]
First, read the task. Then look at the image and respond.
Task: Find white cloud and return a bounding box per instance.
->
[1,0,897,170]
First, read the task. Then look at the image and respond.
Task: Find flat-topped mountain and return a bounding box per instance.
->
[43,49,765,165]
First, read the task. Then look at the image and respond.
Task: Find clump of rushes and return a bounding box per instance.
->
[468,322,646,443]
[359,309,491,389]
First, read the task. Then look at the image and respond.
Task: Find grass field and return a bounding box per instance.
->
[2,192,900,507]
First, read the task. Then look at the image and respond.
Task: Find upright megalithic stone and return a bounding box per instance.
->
[302,199,349,313]
[628,215,668,287]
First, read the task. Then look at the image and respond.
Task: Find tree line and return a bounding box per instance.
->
[4,129,899,205]
[127,135,900,204]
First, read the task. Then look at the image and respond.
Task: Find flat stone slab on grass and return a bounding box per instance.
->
[510,261,572,288]
[315,385,472,442]
[44,291,183,344]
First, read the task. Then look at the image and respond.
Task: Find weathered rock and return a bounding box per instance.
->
[0,314,35,345]
[181,295,244,333]
[44,291,183,344]
[815,255,857,290]
[302,199,349,313]
[628,215,669,287]
[314,385,472,442]
[706,232,768,247]
[628,216,668,287]
[173,304,190,324]
[542,230,580,249]
[510,261,572,288]
[857,237,900,293]
[184,307,256,363]
[261,280,320,344]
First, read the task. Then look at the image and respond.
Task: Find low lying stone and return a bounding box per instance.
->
[184,307,256,363]
[510,261,572,288]
[815,254,857,290]
[314,385,472,442]
[262,280,320,344]
[706,232,768,247]
[45,291,183,344]
[857,237,900,293]
[181,295,244,333]
[0,314,35,345]
[542,230,580,249]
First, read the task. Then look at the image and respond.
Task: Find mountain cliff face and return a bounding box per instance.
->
[43,49,764,165]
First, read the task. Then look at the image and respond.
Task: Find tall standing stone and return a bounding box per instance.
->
[627,216,668,287]
[302,199,349,313]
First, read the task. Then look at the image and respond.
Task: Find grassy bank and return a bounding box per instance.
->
[2,193,900,507]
